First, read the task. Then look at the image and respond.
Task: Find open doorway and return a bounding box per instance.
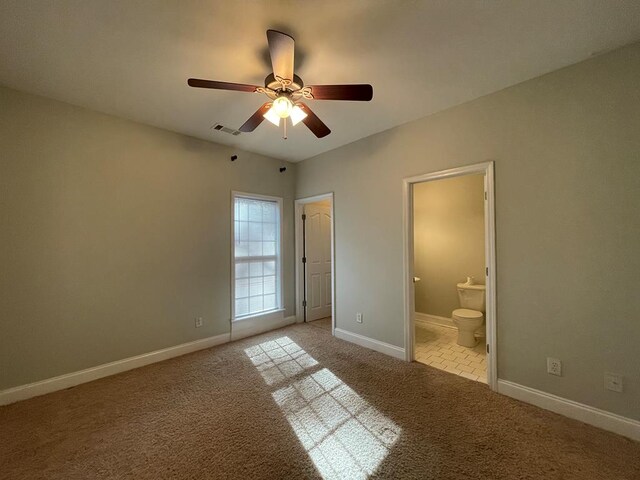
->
[403,162,497,390]
[295,194,335,334]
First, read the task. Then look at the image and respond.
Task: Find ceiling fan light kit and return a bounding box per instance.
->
[263,96,306,127]
[187,29,373,139]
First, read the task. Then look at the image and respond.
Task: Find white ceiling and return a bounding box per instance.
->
[1,1,639,162]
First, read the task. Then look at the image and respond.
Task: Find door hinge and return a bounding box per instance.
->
[302,300,307,307]
[302,257,307,264]
[484,191,487,200]
[486,267,489,276]
[486,344,490,354]
[302,214,306,221]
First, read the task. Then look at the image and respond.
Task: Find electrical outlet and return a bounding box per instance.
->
[195,317,203,328]
[356,313,363,323]
[604,373,623,392]
[547,357,562,376]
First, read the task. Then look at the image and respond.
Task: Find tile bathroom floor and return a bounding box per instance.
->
[415,322,486,383]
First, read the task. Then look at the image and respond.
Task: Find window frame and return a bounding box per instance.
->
[231,191,284,321]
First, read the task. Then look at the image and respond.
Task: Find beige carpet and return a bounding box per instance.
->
[308,317,332,331]
[1,323,639,480]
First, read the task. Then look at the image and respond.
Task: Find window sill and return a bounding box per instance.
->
[233,308,285,323]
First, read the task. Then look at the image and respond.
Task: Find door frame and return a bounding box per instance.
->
[295,193,336,335]
[402,161,497,390]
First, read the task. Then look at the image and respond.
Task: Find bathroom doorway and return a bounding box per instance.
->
[295,193,335,334]
[403,162,497,390]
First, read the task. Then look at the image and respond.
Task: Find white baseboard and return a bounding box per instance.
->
[0,332,231,406]
[334,328,405,360]
[497,379,640,442]
[415,312,456,329]
[231,311,296,341]
[1,313,300,407]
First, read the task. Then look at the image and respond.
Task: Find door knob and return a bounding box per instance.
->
[413,277,421,283]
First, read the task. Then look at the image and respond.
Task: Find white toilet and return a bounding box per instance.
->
[452,277,486,347]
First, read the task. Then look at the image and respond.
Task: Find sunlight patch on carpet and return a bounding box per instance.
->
[245,335,319,385]
[245,337,401,479]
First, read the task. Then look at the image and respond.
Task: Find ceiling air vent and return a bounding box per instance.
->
[211,123,242,136]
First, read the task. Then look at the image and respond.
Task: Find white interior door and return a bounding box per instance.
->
[305,203,332,321]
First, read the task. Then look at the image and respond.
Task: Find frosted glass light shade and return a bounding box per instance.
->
[263,106,281,126]
[290,105,308,126]
[272,96,293,118]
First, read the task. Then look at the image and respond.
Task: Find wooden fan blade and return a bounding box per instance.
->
[297,103,331,138]
[266,30,295,82]
[187,78,259,93]
[307,84,373,101]
[239,103,272,132]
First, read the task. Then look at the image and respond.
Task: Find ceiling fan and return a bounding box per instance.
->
[187,29,373,139]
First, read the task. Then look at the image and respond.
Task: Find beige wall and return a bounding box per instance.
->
[0,86,296,390]
[296,43,640,420]
[414,175,485,318]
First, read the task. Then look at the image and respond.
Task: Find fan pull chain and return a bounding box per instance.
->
[283,117,288,140]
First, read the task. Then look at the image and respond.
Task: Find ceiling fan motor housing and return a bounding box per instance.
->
[265,73,304,93]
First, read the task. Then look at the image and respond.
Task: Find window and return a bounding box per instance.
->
[232,192,283,319]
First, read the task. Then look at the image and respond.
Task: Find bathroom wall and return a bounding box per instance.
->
[295,42,640,420]
[0,86,297,390]
[413,174,485,318]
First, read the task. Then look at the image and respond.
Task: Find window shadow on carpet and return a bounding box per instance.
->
[245,336,401,480]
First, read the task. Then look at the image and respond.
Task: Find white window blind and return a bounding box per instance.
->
[233,194,282,319]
